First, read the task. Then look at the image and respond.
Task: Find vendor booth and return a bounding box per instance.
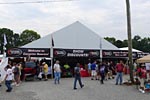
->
[20,21,119,77]
[7,21,148,77]
[136,55,150,93]
[11,21,148,77]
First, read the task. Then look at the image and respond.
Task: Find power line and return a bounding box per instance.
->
[0,0,78,5]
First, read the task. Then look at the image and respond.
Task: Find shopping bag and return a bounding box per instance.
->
[38,72,42,79]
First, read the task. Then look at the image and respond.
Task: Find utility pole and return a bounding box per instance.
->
[125,0,134,83]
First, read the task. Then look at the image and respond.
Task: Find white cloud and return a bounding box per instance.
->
[0,0,149,40]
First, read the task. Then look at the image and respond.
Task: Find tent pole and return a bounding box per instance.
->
[50,47,53,79]
[100,37,102,62]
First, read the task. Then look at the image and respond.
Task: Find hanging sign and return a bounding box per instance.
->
[6,48,50,57]
[54,48,100,58]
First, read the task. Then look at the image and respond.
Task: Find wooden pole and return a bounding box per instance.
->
[126,0,134,83]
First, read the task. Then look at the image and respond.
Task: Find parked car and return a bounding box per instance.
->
[24,61,36,81]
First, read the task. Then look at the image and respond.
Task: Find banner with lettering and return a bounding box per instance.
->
[6,48,50,57]
[53,48,100,58]
[102,50,137,58]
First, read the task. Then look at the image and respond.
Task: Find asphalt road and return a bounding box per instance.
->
[0,76,150,100]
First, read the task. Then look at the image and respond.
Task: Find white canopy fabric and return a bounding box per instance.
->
[0,57,8,80]
[137,55,150,63]
[22,21,119,50]
[119,47,142,52]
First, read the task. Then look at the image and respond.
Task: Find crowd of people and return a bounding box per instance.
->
[0,58,150,93]
[0,59,52,92]
[88,60,150,93]
[87,60,124,84]
[0,62,23,92]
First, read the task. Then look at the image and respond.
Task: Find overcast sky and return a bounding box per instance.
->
[0,0,149,40]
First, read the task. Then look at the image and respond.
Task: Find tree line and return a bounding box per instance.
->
[0,28,40,53]
[0,28,149,53]
[104,35,150,53]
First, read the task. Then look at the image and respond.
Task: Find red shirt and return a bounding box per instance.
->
[116,63,124,72]
[137,68,147,78]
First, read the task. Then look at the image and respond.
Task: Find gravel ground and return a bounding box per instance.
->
[0,76,150,100]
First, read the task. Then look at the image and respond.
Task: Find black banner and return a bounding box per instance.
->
[7,48,50,57]
[102,50,137,58]
[54,49,100,58]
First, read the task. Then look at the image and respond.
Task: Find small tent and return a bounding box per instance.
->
[137,55,150,63]
[119,47,142,52]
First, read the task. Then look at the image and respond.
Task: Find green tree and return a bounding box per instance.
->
[13,33,21,47]
[122,39,128,47]
[140,37,150,52]
[20,29,41,46]
[132,35,141,51]
[0,28,14,52]
[114,40,123,48]
[132,35,150,53]
[104,37,116,44]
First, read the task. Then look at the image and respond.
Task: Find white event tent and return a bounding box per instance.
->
[22,21,119,50]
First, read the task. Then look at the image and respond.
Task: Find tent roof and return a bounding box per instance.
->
[119,47,142,52]
[22,21,119,50]
[137,55,150,63]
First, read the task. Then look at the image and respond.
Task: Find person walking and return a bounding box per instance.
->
[73,63,84,90]
[1,65,13,92]
[99,64,105,84]
[54,60,61,84]
[91,61,97,80]
[115,60,124,85]
[42,62,48,81]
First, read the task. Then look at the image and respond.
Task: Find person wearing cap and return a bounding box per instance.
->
[42,62,48,81]
[137,63,147,93]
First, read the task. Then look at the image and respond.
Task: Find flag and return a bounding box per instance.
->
[51,34,54,47]
[3,34,7,46]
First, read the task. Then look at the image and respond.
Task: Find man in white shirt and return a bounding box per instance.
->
[2,65,13,92]
[54,60,61,84]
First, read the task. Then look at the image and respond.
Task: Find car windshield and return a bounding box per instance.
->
[25,62,36,68]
